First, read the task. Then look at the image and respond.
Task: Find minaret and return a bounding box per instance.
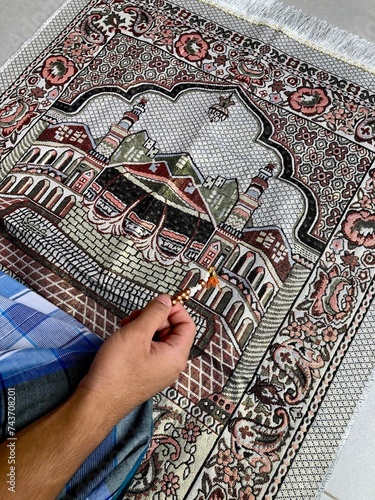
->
[222,163,275,237]
[96,98,147,159]
[199,164,275,271]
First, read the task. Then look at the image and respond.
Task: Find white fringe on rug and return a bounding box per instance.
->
[206,0,375,73]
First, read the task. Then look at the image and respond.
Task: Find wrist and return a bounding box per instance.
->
[76,377,136,429]
[72,385,116,435]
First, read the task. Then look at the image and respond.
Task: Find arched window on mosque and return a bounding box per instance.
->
[248,266,265,290]
[55,195,75,217]
[11,177,33,195]
[64,158,82,176]
[214,289,232,315]
[225,247,240,269]
[233,251,255,275]
[180,269,200,291]
[22,147,41,164]
[227,301,242,323]
[44,186,63,210]
[29,179,50,202]
[0,175,17,193]
[236,318,254,348]
[200,286,216,305]
[53,151,74,171]
[231,302,245,330]
[39,149,57,165]
[259,282,274,308]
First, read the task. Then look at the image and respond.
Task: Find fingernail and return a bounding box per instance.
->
[154,294,172,308]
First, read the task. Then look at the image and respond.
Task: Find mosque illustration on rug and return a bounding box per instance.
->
[0,89,314,424]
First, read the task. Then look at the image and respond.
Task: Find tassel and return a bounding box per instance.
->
[171,267,220,305]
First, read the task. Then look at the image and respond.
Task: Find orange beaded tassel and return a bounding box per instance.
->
[171,267,220,306]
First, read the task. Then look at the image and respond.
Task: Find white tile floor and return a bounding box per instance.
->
[0,1,374,498]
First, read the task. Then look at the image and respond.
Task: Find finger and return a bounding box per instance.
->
[168,303,195,328]
[156,304,196,353]
[152,302,194,337]
[152,301,194,332]
[120,309,141,327]
[127,294,172,340]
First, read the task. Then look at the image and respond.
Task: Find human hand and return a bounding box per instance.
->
[78,294,196,426]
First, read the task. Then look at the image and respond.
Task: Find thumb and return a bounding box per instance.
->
[129,294,172,338]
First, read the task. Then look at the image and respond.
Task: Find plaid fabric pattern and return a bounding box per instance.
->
[0,271,152,499]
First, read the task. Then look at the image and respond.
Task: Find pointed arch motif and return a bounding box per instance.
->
[259,282,275,307]
[44,186,64,210]
[22,147,41,164]
[29,179,50,202]
[39,150,58,165]
[55,195,76,217]
[231,302,245,330]
[180,269,200,290]
[11,177,33,195]
[227,301,242,323]
[248,266,264,290]
[65,158,82,176]
[214,289,232,315]
[199,286,216,305]
[53,150,74,171]
[236,318,254,348]
[233,251,255,275]
[0,175,17,193]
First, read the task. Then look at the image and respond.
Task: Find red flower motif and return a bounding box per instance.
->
[323,325,339,343]
[311,265,357,324]
[355,115,375,142]
[207,486,226,500]
[223,466,240,486]
[214,54,227,66]
[287,321,302,338]
[175,32,209,61]
[289,86,330,116]
[107,66,122,80]
[182,421,201,443]
[271,80,284,92]
[342,210,375,248]
[327,208,341,227]
[161,472,180,496]
[0,99,38,138]
[217,448,233,466]
[149,55,169,73]
[301,320,318,337]
[309,166,333,187]
[41,55,77,86]
[239,486,256,500]
[340,250,359,271]
[362,250,375,267]
[280,351,292,364]
[29,87,46,99]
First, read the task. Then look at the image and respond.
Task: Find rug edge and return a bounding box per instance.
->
[205,0,375,74]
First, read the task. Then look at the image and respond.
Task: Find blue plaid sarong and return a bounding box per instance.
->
[0,271,153,499]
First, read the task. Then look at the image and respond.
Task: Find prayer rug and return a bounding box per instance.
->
[0,0,374,498]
